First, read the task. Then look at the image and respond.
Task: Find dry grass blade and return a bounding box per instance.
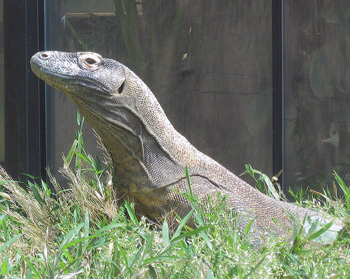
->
[0,146,119,255]
[58,163,119,224]
[0,166,57,247]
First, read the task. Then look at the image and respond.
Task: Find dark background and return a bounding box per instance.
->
[2,0,350,194]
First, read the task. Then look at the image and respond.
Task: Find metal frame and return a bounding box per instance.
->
[3,0,45,178]
[272,0,284,188]
[2,0,286,188]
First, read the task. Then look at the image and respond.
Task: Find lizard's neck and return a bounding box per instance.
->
[75,95,197,192]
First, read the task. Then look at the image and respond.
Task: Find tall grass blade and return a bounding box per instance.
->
[172,208,194,239]
[170,226,211,244]
[0,234,23,252]
[128,245,143,269]
[124,201,139,226]
[143,255,177,265]
[28,181,44,205]
[110,236,121,277]
[1,257,8,276]
[200,231,213,250]
[83,209,90,250]
[141,231,154,262]
[306,222,333,242]
[259,173,280,200]
[115,242,128,267]
[65,139,78,167]
[243,256,266,279]
[162,219,169,246]
[23,259,40,279]
[185,166,193,198]
[334,171,350,208]
[244,218,255,236]
[59,223,84,251]
[206,268,214,279]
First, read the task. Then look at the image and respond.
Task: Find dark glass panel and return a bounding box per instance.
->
[45,1,273,181]
[284,0,350,190]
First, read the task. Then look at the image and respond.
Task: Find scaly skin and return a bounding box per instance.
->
[30,51,343,242]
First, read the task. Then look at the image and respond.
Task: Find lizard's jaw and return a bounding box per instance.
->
[30,52,113,96]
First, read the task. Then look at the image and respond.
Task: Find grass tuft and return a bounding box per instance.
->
[0,117,349,278]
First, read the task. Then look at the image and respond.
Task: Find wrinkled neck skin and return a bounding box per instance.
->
[69,73,202,194]
[29,51,229,195]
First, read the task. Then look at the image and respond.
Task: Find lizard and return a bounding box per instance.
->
[30,51,344,243]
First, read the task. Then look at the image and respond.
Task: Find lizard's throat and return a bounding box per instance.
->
[74,101,186,190]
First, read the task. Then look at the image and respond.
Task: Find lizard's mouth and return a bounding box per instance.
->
[31,60,113,94]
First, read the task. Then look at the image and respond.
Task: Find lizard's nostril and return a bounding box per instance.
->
[40,52,50,59]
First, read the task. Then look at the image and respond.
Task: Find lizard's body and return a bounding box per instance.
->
[31,51,343,242]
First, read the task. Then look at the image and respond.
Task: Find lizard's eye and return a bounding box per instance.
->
[78,52,103,70]
[85,57,97,65]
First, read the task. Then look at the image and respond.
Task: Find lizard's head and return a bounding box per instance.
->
[30,51,166,123]
[30,51,128,101]
[30,51,183,188]
[30,49,168,137]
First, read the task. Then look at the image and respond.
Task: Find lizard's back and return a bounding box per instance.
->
[30,51,345,244]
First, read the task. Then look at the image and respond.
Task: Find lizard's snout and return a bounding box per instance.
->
[31,51,51,63]
[30,52,51,68]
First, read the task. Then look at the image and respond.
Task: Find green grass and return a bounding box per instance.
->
[0,118,350,278]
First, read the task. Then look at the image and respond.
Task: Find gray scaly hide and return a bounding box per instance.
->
[31,51,344,244]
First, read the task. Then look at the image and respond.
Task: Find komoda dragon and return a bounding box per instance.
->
[30,51,344,244]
